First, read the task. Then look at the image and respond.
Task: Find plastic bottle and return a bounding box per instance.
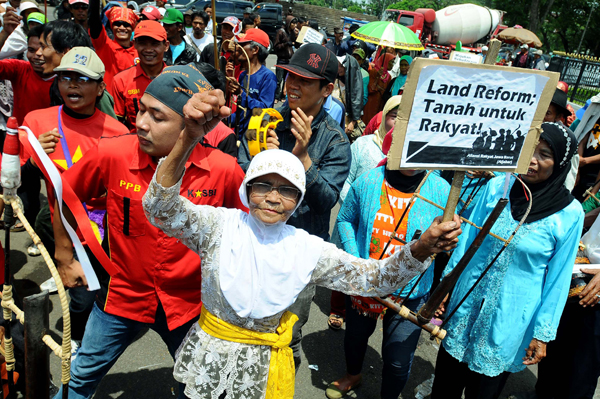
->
[1,117,21,198]
[414,374,435,399]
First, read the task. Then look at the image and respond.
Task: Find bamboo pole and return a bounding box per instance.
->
[211,0,218,70]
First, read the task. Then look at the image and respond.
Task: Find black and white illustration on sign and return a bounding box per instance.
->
[400,65,549,169]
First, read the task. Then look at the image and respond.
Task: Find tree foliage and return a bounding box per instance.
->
[301,0,599,55]
[381,0,600,56]
[489,0,600,55]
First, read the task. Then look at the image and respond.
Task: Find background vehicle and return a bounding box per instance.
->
[381,3,506,58]
[340,16,368,39]
[252,2,283,49]
[138,0,189,9]
[184,0,244,37]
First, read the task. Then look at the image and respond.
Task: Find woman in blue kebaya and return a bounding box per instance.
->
[431,122,584,399]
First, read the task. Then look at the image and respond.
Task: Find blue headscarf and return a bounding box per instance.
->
[390,55,413,96]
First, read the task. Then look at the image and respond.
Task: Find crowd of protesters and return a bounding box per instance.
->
[0,1,597,398]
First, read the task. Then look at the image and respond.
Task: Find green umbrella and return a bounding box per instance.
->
[351,21,424,51]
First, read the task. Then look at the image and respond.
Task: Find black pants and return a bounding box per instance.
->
[275,60,288,101]
[345,295,426,399]
[431,346,510,399]
[536,302,600,399]
[18,162,42,226]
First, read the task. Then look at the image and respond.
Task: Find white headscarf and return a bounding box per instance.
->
[219,150,325,319]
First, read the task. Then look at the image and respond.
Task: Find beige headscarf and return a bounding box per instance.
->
[374,95,402,149]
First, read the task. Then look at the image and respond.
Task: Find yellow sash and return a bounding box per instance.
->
[198,306,298,399]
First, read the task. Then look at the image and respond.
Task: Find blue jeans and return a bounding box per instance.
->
[54,302,198,399]
[69,247,99,340]
[344,294,427,399]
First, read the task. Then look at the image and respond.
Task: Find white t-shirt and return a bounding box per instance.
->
[190,33,214,52]
[0,25,27,60]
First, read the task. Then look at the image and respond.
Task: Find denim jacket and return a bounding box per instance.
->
[238,104,351,240]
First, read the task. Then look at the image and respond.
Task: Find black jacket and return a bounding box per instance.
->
[341,55,365,122]
[164,40,199,66]
[273,16,299,62]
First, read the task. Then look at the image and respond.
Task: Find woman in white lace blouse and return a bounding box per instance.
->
[142,90,462,399]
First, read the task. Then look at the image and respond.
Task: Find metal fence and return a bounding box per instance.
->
[548,56,600,105]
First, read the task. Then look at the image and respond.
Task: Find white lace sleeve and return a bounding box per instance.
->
[143,165,223,254]
[310,240,431,297]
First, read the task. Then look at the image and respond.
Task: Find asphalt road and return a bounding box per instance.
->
[1,194,555,399]
[5,202,544,399]
[5,46,598,397]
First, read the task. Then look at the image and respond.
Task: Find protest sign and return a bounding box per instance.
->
[296,26,325,45]
[449,51,483,64]
[387,58,559,173]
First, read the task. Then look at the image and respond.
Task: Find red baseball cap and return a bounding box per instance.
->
[141,5,161,21]
[238,28,269,48]
[134,20,167,41]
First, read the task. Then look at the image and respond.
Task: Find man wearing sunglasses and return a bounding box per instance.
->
[19,47,129,358]
[89,0,139,89]
[68,0,88,30]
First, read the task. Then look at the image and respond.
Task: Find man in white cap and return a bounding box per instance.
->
[481,45,488,62]
[0,0,40,59]
[18,0,39,20]
[68,0,89,30]
[533,49,546,70]
[514,44,533,68]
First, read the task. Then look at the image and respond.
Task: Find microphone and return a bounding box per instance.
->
[1,117,21,199]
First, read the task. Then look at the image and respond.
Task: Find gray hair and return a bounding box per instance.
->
[248,41,269,63]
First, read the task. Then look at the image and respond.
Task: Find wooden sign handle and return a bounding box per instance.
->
[442,171,465,222]
[485,39,502,66]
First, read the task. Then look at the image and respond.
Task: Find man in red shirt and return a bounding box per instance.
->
[110,20,167,132]
[20,46,129,356]
[52,64,246,398]
[89,0,139,90]
[0,24,54,125]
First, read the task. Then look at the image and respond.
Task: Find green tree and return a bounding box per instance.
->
[348,4,363,12]
[491,0,600,55]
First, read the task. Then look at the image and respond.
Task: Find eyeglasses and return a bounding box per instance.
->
[58,75,93,84]
[71,3,88,9]
[247,182,301,201]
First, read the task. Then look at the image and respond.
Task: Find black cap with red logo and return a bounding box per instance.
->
[276,43,338,84]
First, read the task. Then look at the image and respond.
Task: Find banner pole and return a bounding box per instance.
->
[212,0,218,70]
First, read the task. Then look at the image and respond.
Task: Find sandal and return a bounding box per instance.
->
[325,376,362,399]
[10,221,24,232]
[327,314,344,330]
